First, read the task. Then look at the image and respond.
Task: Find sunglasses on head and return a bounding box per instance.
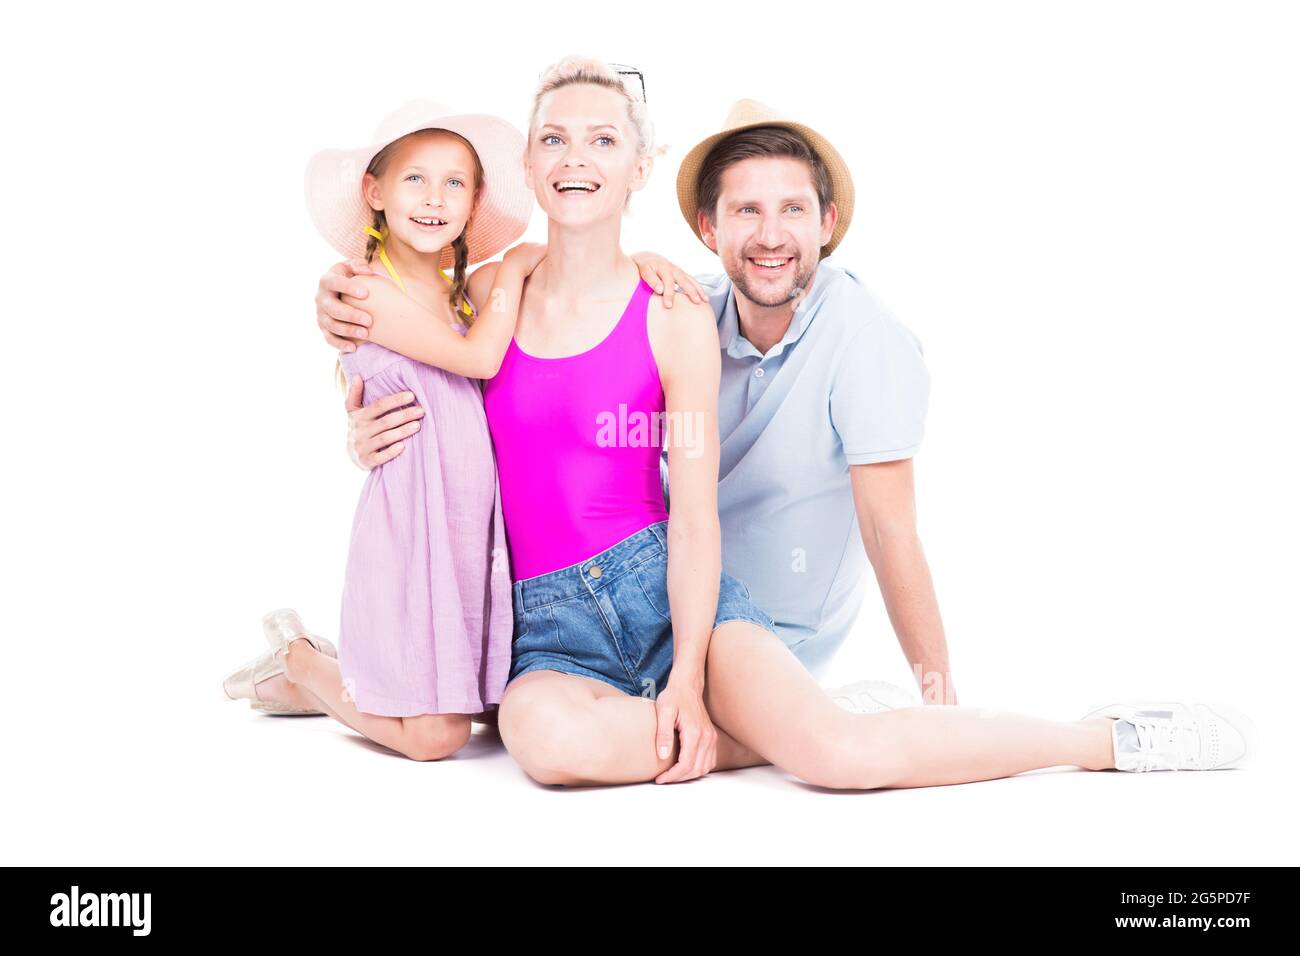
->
[607,62,647,103]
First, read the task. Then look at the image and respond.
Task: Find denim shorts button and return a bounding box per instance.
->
[588,564,603,579]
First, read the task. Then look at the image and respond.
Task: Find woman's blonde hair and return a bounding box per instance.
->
[334,127,485,391]
[528,56,666,211]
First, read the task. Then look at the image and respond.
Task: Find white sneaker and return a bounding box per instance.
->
[1081,701,1258,772]
[824,679,918,715]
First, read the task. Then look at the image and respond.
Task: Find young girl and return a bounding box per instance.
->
[222,101,543,760]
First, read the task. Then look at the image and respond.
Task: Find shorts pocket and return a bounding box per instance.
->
[718,572,776,632]
[727,571,753,602]
[632,554,673,625]
[515,603,575,656]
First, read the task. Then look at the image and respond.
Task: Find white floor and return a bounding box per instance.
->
[7,0,1299,870]
[9,676,1290,866]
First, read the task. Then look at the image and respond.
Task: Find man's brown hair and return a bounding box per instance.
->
[696,125,833,227]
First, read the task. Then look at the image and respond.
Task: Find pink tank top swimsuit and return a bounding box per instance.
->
[482,278,668,580]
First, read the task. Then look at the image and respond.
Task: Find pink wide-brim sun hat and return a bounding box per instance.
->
[304,99,533,269]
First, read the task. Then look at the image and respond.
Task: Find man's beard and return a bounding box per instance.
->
[728,251,817,308]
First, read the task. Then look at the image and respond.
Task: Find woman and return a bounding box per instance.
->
[311,57,1257,787]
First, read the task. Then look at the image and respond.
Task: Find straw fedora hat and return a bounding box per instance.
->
[304,100,533,269]
[676,99,855,259]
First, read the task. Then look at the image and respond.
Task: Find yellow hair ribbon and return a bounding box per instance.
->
[365,225,406,292]
[364,224,473,319]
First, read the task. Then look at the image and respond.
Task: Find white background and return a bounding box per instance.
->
[3,0,1296,865]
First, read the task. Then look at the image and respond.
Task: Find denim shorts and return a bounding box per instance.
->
[507,520,777,698]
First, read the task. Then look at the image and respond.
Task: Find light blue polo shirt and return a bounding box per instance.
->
[662,258,930,678]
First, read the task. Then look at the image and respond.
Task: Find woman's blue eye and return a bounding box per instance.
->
[595,135,615,146]
[542,134,562,145]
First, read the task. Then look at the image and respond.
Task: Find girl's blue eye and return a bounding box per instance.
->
[405,174,423,183]
[448,179,464,188]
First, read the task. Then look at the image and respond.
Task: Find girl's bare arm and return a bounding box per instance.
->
[340,243,545,378]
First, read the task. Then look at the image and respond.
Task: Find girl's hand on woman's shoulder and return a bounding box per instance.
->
[631,251,706,309]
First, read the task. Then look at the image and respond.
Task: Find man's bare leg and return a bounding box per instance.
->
[497,669,767,786]
[701,622,1115,789]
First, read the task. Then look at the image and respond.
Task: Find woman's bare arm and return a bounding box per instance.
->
[646,291,724,783]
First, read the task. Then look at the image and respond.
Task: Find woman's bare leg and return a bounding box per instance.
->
[257,637,473,762]
[496,626,1114,789]
[702,622,1115,789]
[497,669,768,786]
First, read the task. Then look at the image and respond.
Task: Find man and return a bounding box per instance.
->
[316,100,956,708]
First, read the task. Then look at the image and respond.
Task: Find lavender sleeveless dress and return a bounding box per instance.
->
[337,309,513,716]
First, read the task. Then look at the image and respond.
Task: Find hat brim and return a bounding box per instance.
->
[675,117,854,260]
[305,111,533,269]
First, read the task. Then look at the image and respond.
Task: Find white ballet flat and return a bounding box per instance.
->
[221,648,322,716]
[262,607,336,659]
[220,609,339,716]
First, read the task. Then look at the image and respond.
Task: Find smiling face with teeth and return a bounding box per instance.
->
[361,130,481,259]
[698,155,837,309]
[526,83,651,227]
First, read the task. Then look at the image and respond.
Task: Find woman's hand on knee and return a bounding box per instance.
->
[652,682,718,784]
